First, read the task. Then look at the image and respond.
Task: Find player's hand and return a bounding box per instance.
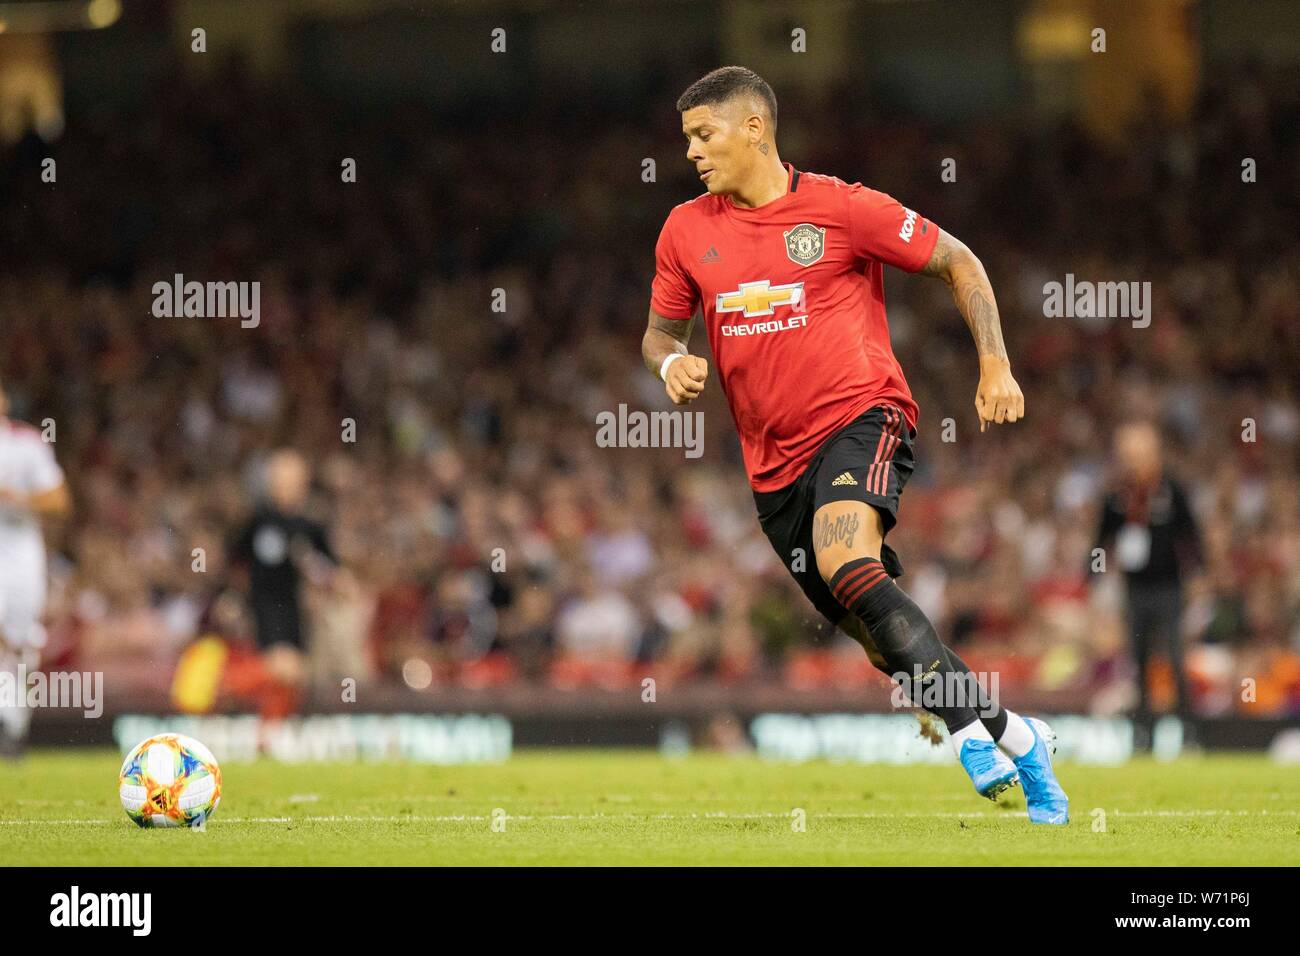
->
[665,355,708,405]
[975,356,1024,432]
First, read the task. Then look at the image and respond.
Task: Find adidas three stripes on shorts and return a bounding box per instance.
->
[752,402,917,629]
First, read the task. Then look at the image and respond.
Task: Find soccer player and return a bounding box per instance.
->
[643,67,1068,824]
[0,376,70,758]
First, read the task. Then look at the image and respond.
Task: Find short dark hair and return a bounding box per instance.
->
[676,66,777,132]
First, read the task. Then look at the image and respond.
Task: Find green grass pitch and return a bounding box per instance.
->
[2,749,1298,865]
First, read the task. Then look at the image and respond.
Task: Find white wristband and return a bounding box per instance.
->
[659,353,685,381]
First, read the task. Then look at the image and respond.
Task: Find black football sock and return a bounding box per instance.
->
[829,556,979,734]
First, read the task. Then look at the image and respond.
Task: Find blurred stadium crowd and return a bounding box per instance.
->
[1,57,1297,714]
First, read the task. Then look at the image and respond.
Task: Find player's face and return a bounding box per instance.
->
[682,103,752,196]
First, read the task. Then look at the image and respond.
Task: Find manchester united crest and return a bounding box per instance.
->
[784,223,826,266]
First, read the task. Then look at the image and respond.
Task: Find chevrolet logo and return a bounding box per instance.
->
[715,280,804,318]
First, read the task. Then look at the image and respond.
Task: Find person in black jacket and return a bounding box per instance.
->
[227,449,337,689]
[1089,421,1205,750]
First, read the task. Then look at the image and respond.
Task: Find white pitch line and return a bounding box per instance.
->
[1,809,1297,827]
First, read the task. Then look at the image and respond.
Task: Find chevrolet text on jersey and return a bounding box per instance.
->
[720,314,808,337]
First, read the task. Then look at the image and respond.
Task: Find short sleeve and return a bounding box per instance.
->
[846,184,939,273]
[23,437,63,495]
[649,213,699,320]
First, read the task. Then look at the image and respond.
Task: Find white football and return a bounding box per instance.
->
[118,733,222,828]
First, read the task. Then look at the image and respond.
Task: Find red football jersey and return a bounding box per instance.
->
[650,162,939,492]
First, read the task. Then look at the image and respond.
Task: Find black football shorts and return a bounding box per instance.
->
[753,402,916,628]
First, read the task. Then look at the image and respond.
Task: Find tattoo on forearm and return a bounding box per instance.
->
[642,331,682,375]
[814,512,860,550]
[649,312,695,344]
[643,313,696,375]
[958,281,1006,360]
[921,234,1007,361]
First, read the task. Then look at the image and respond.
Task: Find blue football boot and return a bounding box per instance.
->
[958,737,1020,801]
[1015,717,1069,825]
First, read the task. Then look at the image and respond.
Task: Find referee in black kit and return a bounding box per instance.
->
[1089,421,1205,751]
[227,449,338,689]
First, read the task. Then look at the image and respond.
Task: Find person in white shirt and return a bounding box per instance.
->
[0,377,70,756]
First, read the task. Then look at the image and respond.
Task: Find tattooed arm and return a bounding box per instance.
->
[643,306,709,405]
[919,229,1024,432]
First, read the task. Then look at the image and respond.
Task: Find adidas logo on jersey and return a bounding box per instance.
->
[700,246,721,263]
[831,471,857,486]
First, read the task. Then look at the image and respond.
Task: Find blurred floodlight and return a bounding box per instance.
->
[86,0,119,29]
[402,658,434,691]
[0,0,119,33]
[1018,8,1090,62]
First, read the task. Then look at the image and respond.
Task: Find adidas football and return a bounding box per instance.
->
[118,733,222,828]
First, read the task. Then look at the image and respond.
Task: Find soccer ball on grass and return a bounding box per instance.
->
[118,733,222,828]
